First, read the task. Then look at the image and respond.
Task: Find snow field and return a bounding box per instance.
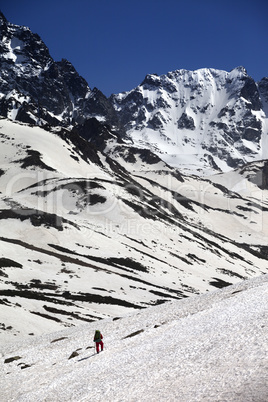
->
[1,274,267,401]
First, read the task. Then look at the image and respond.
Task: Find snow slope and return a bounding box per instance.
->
[1,274,267,401]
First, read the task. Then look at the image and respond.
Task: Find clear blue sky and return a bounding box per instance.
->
[1,0,267,96]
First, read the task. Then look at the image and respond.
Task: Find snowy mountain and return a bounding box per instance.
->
[111,68,268,175]
[0,12,268,343]
[1,11,268,176]
[1,274,267,401]
[0,12,121,130]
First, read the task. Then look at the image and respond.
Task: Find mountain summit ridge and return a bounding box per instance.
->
[0,12,268,175]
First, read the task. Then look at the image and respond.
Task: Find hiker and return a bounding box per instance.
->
[93,330,104,353]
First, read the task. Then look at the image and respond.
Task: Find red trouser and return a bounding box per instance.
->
[96,341,103,353]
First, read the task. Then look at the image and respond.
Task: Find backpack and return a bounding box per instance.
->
[94,330,101,342]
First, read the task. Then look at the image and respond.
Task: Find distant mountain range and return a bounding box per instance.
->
[0,11,268,340]
[1,11,268,176]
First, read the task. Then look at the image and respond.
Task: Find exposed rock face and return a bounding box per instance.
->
[240,76,262,110]
[177,113,195,130]
[72,117,124,152]
[258,77,268,106]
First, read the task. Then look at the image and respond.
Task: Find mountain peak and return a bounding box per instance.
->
[111,66,267,175]
[231,65,247,75]
[0,15,120,128]
[141,73,161,87]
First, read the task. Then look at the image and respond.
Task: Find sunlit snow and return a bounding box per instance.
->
[1,274,267,401]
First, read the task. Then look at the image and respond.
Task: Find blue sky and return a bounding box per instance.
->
[1,0,267,96]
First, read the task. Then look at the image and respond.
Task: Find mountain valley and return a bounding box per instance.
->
[0,12,268,341]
